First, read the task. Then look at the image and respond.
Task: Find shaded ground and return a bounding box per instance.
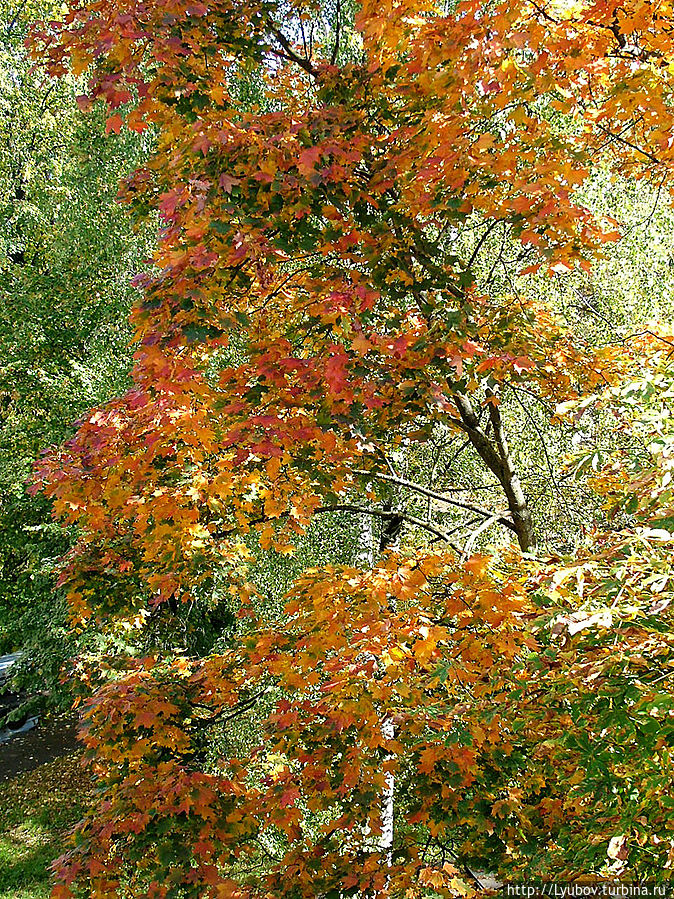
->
[0,752,92,899]
[0,715,80,785]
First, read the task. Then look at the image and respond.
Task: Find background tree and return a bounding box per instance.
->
[0,0,153,710]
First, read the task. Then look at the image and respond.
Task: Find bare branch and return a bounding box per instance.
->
[461,513,503,561]
[593,120,662,167]
[330,0,341,65]
[353,469,516,532]
[454,392,536,551]
[270,29,317,77]
[316,504,460,551]
[466,218,501,270]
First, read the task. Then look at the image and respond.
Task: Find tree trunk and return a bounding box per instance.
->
[454,392,536,552]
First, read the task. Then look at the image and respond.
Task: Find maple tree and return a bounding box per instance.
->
[24,0,674,894]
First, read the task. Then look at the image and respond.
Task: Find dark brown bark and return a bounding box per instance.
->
[454,392,536,552]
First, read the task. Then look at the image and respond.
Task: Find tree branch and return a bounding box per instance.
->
[316,504,461,551]
[330,0,341,66]
[270,29,317,77]
[354,469,516,532]
[461,512,502,561]
[466,218,501,270]
[593,121,662,166]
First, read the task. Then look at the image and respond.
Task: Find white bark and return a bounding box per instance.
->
[355,484,396,885]
[380,716,395,869]
[356,503,375,568]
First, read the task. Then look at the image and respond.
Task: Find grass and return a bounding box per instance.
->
[0,753,93,899]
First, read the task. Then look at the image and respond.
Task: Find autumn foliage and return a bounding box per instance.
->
[26,0,674,894]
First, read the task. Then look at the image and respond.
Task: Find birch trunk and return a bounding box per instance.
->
[355,506,395,885]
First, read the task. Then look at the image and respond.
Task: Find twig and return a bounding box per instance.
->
[466,218,501,270]
[594,121,662,167]
[5,0,28,39]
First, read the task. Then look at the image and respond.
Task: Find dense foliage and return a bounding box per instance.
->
[0,0,153,708]
[7,0,674,895]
